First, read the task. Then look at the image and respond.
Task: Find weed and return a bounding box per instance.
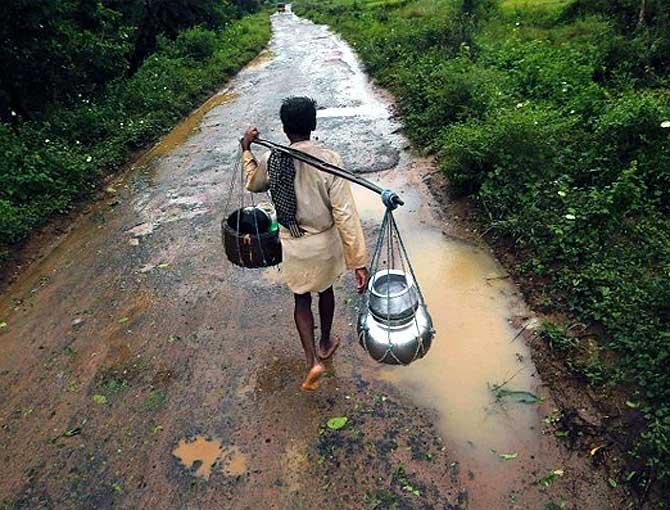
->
[145,390,167,411]
[102,375,128,394]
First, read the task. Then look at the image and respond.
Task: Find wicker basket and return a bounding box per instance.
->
[221,212,282,268]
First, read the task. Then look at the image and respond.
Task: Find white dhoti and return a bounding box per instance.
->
[280,225,346,294]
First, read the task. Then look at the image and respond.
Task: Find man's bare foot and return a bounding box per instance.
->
[318,335,341,360]
[301,364,325,392]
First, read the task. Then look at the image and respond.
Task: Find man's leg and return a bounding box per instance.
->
[294,292,324,390]
[318,286,340,359]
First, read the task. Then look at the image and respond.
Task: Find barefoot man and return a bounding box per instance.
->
[240,97,369,391]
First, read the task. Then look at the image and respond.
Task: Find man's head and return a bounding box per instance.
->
[280,96,317,140]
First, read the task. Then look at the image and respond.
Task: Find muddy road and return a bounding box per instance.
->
[1,11,626,510]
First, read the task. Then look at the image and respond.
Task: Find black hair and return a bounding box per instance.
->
[280,96,317,136]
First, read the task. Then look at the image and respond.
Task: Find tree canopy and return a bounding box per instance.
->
[0,0,261,123]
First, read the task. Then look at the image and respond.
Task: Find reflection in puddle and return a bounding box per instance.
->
[317,104,387,119]
[221,445,248,476]
[172,435,223,480]
[172,436,248,480]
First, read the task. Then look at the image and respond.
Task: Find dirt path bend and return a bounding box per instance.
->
[1,11,626,510]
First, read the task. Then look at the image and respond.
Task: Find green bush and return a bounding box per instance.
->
[293,0,670,491]
[174,27,219,61]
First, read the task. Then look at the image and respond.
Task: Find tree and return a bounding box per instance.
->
[0,0,131,122]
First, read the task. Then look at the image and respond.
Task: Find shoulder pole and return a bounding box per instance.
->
[252,138,404,210]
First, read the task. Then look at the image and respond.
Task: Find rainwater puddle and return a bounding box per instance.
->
[351,177,542,490]
[172,435,223,480]
[172,436,248,480]
[221,445,248,476]
[317,104,387,119]
[133,91,238,168]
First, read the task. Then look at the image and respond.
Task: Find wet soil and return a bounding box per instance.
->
[0,11,634,510]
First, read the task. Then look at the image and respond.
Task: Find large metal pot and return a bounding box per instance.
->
[358,303,434,365]
[367,269,419,323]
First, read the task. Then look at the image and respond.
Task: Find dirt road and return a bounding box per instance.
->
[1,12,626,510]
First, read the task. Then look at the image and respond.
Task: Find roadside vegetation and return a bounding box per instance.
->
[294,0,670,499]
[0,0,270,256]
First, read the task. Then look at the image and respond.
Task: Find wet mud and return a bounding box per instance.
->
[0,11,630,510]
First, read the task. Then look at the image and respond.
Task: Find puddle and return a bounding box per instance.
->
[351,175,541,482]
[245,49,274,71]
[133,91,238,169]
[172,435,223,480]
[172,436,248,480]
[221,445,248,476]
[317,104,387,119]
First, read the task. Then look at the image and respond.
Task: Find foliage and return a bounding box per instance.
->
[0,12,270,249]
[293,0,670,490]
[0,0,261,122]
[563,0,670,81]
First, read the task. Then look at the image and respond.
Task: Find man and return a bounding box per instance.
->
[240,97,369,391]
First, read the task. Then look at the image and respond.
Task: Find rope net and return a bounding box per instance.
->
[221,147,281,268]
[358,209,434,365]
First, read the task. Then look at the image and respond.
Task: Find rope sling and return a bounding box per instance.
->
[221,146,282,268]
[358,208,434,365]
[221,139,435,365]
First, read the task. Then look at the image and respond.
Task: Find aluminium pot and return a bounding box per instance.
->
[367,269,420,323]
[357,303,434,365]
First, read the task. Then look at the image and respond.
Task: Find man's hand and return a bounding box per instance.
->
[241,127,259,151]
[355,267,369,294]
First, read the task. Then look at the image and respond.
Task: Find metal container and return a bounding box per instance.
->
[367,269,419,323]
[358,304,434,365]
[221,208,282,268]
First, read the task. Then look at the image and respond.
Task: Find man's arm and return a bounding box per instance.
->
[241,127,269,192]
[329,157,369,293]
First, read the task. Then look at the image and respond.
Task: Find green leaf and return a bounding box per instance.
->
[0,321,7,329]
[63,427,82,437]
[625,400,639,409]
[608,478,617,488]
[326,416,348,430]
[92,394,107,405]
[402,484,420,496]
[539,469,564,487]
[495,388,544,404]
[499,452,518,460]
[117,317,129,324]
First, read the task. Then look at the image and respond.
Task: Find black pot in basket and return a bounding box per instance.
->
[222,208,282,268]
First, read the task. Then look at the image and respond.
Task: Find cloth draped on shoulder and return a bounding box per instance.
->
[267,150,302,238]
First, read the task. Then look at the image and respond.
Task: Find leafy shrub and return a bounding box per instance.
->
[0,12,271,250]
[293,0,670,490]
[440,105,574,197]
[174,27,219,61]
